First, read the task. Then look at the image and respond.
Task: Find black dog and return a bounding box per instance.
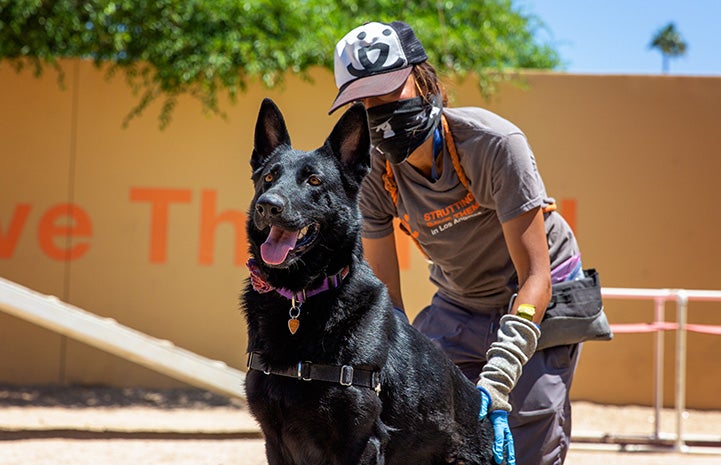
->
[242,98,493,465]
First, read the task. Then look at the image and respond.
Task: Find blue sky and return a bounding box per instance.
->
[515,0,721,75]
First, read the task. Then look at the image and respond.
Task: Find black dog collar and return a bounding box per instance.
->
[247,351,381,394]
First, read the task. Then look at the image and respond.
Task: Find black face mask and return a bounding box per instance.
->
[366,94,442,164]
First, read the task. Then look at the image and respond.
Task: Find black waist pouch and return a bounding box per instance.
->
[537,268,613,351]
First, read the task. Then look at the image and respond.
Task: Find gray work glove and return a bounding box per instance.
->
[476,314,540,464]
[476,313,540,412]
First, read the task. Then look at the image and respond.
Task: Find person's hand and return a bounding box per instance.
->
[489,410,515,465]
[478,387,515,465]
[476,313,539,465]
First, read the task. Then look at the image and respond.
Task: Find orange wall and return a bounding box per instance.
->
[1,60,720,408]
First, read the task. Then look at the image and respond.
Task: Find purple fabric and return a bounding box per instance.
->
[550,254,581,284]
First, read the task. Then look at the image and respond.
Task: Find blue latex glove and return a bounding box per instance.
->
[478,387,516,465]
[478,385,491,418]
[489,410,515,465]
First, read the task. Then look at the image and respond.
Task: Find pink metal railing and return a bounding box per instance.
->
[601,287,721,452]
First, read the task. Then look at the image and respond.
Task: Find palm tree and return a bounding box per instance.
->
[649,23,688,74]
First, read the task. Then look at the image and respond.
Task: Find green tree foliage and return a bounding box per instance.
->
[0,0,560,127]
[649,22,687,74]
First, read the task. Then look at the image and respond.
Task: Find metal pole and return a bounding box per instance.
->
[674,290,688,453]
[653,297,665,440]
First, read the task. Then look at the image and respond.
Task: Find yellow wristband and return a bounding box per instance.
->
[516,304,536,322]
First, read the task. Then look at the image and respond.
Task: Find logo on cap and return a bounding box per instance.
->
[346,28,405,77]
[335,22,408,88]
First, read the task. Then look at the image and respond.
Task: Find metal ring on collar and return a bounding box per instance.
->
[297,361,312,381]
[339,365,354,386]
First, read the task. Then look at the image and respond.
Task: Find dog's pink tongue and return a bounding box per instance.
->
[260,226,299,265]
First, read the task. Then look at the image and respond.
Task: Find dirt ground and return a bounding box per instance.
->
[1,385,720,465]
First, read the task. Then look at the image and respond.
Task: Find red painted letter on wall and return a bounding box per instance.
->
[198,190,248,266]
[37,204,92,261]
[130,188,192,263]
[0,204,32,259]
[559,198,577,233]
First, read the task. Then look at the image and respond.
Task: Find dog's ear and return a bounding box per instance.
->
[325,102,371,184]
[251,98,291,171]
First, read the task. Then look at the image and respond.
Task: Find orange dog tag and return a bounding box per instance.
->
[288,318,300,335]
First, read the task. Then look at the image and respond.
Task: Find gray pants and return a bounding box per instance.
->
[414,293,582,465]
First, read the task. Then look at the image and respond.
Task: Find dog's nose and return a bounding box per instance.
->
[255,193,284,219]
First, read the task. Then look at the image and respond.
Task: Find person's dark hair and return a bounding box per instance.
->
[413,61,448,106]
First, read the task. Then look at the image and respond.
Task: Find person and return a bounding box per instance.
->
[329,21,586,465]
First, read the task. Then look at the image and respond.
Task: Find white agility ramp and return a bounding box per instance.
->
[0,276,246,399]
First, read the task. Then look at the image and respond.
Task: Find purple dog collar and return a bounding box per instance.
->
[247,258,350,303]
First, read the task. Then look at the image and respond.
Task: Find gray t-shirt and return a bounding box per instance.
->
[359,107,579,310]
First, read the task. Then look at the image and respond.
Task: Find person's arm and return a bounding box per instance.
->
[477,206,550,465]
[362,233,405,310]
[501,206,552,323]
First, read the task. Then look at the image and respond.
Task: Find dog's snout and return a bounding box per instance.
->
[255,193,285,219]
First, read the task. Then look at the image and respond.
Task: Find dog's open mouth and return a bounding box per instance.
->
[260,223,319,265]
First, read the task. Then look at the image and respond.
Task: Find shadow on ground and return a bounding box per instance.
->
[0,384,245,409]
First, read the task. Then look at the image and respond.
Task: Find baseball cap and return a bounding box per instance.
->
[329,21,428,114]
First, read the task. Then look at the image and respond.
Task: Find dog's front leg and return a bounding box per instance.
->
[262,432,294,465]
[357,435,385,465]
[350,417,391,465]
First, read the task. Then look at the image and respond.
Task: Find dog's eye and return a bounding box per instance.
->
[264,173,274,183]
[308,175,321,186]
